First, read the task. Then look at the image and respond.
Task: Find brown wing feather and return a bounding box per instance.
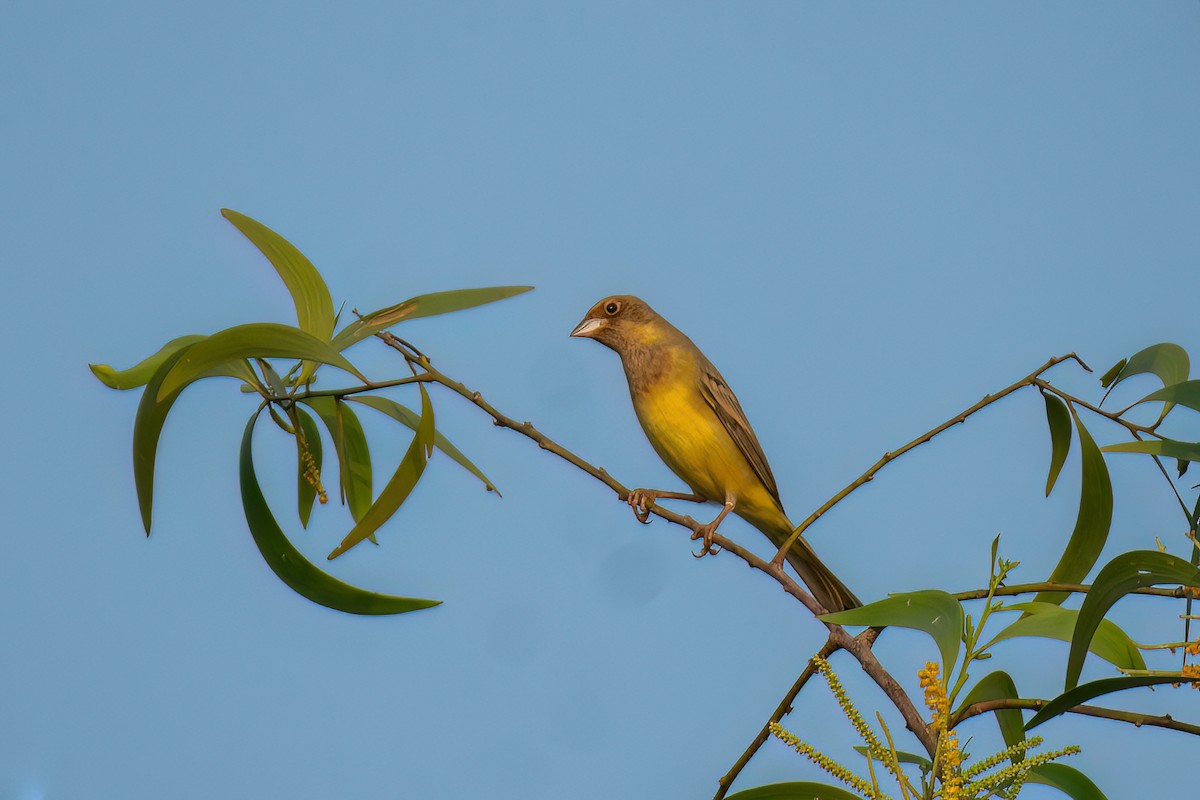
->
[698,366,781,504]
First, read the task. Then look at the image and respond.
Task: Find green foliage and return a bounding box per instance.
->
[1025,676,1185,731]
[1025,763,1108,800]
[1032,409,1112,607]
[94,209,531,613]
[822,590,964,675]
[725,783,867,800]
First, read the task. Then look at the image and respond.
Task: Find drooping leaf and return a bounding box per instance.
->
[1102,438,1200,462]
[985,602,1144,673]
[89,334,207,390]
[1065,550,1200,689]
[725,782,867,800]
[327,383,436,559]
[294,406,323,528]
[1130,379,1200,415]
[1098,359,1126,389]
[1108,343,1189,392]
[157,323,366,401]
[300,396,373,523]
[954,671,1024,759]
[133,347,258,534]
[852,746,931,770]
[220,209,336,340]
[1042,393,1072,496]
[1025,675,1185,731]
[239,410,439,615]
[1025,764,1108,800]
[822,590,964,674]
[332,286,533,350]
[1033,409,1112,607]
[349,394,499,494]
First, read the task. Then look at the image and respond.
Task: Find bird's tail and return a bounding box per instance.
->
[775,534,860,613]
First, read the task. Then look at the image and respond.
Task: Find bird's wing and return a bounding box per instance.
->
[698,366,781,504]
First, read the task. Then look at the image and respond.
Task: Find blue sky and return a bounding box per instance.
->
[3,3,1198,798]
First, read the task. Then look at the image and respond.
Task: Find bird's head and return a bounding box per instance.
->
[569,295,666,353]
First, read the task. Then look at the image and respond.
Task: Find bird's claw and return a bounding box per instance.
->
[626,489,655,524]
[690,525,721,558]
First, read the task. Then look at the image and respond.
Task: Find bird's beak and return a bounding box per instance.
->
[569,317,604,339]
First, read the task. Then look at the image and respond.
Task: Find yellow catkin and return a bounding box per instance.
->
[812,656,887,759]
[769,722,892,800]
[1183,664,1200,689]
[918,662,949,729]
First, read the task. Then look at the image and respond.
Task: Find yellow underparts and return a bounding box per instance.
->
[630,355,788,536]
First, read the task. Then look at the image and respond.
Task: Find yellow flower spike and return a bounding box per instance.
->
[769,722,893,800]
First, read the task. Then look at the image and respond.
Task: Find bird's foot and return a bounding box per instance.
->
[690,523,722,558]
[626,488,659,524]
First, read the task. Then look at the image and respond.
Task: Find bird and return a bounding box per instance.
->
[570,294,860,612]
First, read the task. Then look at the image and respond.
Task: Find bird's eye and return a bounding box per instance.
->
[605,302,619,315]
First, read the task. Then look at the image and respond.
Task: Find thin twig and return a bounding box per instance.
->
[774,354,1091,565]
[953,697,1200,737]
[713,637,841,799]
[953,582,1192,601]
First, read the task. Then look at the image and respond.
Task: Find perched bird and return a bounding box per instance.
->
[570,295,860,612]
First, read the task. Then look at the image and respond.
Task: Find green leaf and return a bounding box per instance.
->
[89,335,207,390]
[133,346,258,534]
[1025,675,1184,731]
[1025,764,1107,800]
[1109,343,1189,391]
[327,383,435,559]
[725,783,867,800]
[156,322,365,401]
[332,286,533,350]
[822,590,963,674]
[1102,438,1200,462]
[985,602,1144,673]
[1033,409,1112,607]
[294,407,323,528]
[220,209,335,340]
[852,745,932,770]
[1043,393,1072,496]
[349,395,499,494]
[1065,550,1200,689]
[1098,358,1126,389]
[239,410,439,615]
[954,671,1024,760]
[1132,379,1200,414]
[299,397,373,523]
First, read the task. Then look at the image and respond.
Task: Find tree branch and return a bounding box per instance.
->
[713,637,842,800]
[774,354,1091,563]
[953,582,1192,602]
[953,697,1200,737]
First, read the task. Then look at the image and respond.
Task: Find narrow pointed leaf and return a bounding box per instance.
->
[332,285,533,350]
[349,395,499,494]
[1109,343,1189,392]
[220,209,335,339]
[1098,359,1126,389]
[1065,550,1200,689]
[133,347,257,534]
[1043,393,1072,496]
[1102,438,1200,462]
[157,323,365,400]
[89,335,207,390]
[1034,409,1112,606]
[851,745,931,770]
[294,407,323,528]
[328,383,435,559]
[1025,764,1107,800]
[239,411,439,615]
[1132,380,1200,414]
[726,783,867,800]
[822,590,963,673]
[985,602,1144,672]
[1026,675,1185,730]
[300,397,372,522]
[954,671,1025,759]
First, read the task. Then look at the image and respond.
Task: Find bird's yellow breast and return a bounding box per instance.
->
[629,351,778,521]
